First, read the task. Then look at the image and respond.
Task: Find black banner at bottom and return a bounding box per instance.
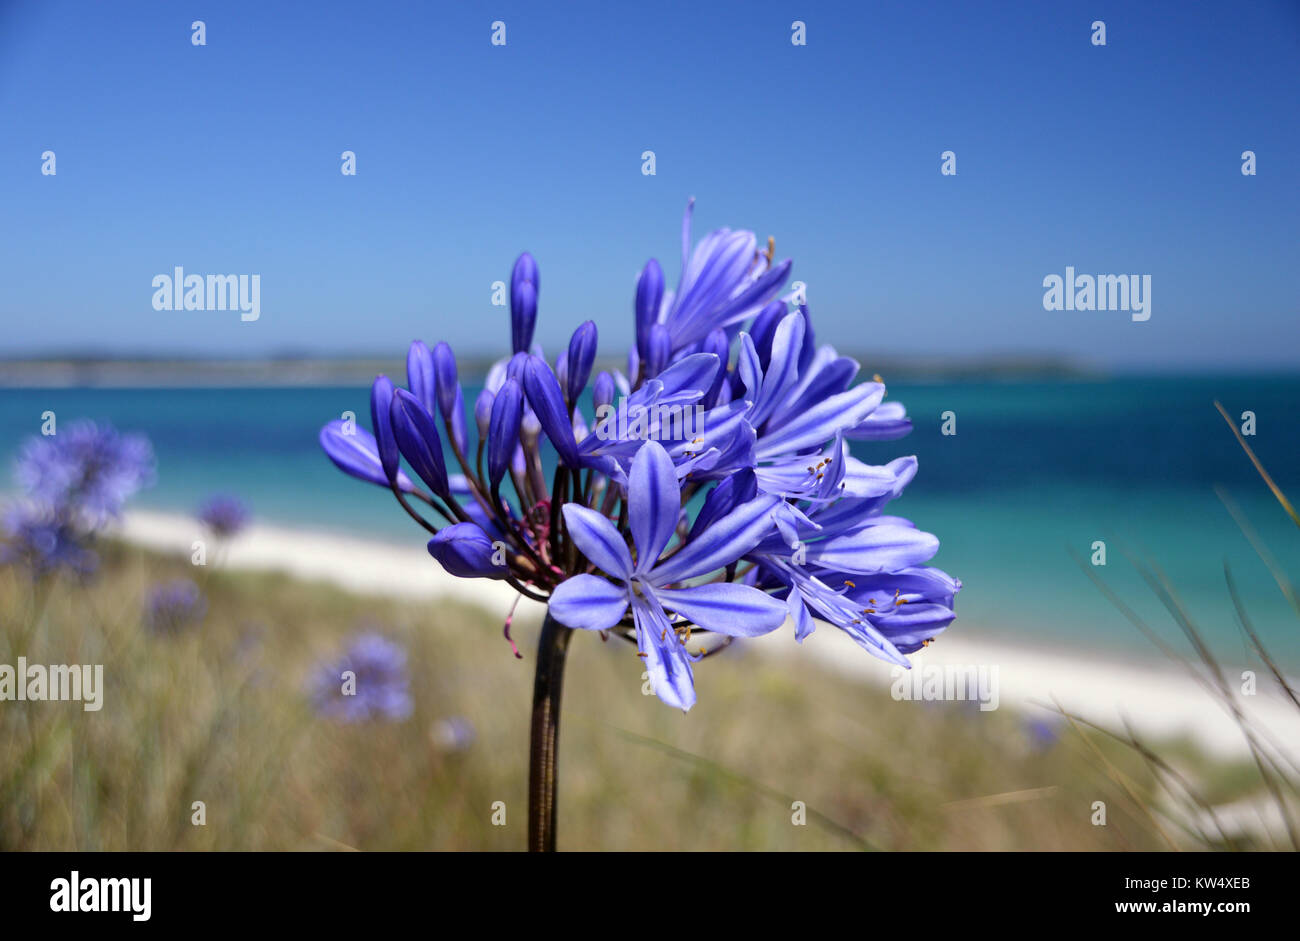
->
[0,851,1284,927]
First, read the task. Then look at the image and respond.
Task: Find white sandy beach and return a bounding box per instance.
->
[117,509,1300,765]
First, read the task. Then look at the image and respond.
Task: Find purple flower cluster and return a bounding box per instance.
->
[143,578,207,635]
[308,632,413,722]
[0,504,98,578]
[15,420,155,528]
[321,201,958,710]
[2,420,155,579]
[196,494,251,539]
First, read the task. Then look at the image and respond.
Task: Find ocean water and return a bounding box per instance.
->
[2,376,1298,666]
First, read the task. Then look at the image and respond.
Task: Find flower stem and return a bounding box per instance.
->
[528,612,573,851]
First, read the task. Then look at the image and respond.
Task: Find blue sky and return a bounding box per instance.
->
[1,0,1297,369]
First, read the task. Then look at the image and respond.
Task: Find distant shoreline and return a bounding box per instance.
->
[1,355,1109,388]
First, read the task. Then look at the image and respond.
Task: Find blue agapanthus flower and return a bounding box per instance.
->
[2,420,155,581]
[309,632,414,723]
[15,420,155,528]
[0,503,99,578]
[143,578,207,635]
[320,200,959,710]
[196,494,251,539]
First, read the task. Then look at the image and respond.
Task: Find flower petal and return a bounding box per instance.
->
[561,503,633,578]
[650,493,781,584]
[750,311,805,428]
[632,594,695,710]
[548,575,629,631]
[687,468,758,540]
[845,400,912,441]
[630,353,719,407]
[627,440,679,573]
[655,583,788,636]
[319,419,414,492]
[869,603,955,653]
[369,375,401,484]
[804,524,939,573]
[789,591,815,641]
[755,382,884,460]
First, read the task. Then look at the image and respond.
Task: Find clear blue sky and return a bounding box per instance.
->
[1,0,1297,369]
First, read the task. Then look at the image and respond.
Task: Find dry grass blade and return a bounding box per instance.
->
[1224,561,1300,711]
[1050,695,1179,851]
[1068,546,1212,696]
[1033,703,1236,849]
[1130,556,1300,849]
[1215,485,1300,618]
[1214,400,1300,529]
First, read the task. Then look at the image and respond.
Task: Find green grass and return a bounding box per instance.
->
[0,540,1239,851]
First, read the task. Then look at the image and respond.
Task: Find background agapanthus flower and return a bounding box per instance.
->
[2,421,155,581]
[308,632,414,723]
[143,578,207,636]
[15,420,155,529]
[196,494,251,540]
[0,503,98,579]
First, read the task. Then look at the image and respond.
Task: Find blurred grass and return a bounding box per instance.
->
[0,540,1254,851]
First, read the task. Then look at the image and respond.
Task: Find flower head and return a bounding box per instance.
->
[309,632,413,722]
[320,201,958,709]
[15,420,155,528]
[144,579,207,636]
[0,503,98,579]
[196,494,251,539]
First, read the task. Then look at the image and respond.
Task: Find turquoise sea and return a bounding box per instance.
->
[2,376,1298,666]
